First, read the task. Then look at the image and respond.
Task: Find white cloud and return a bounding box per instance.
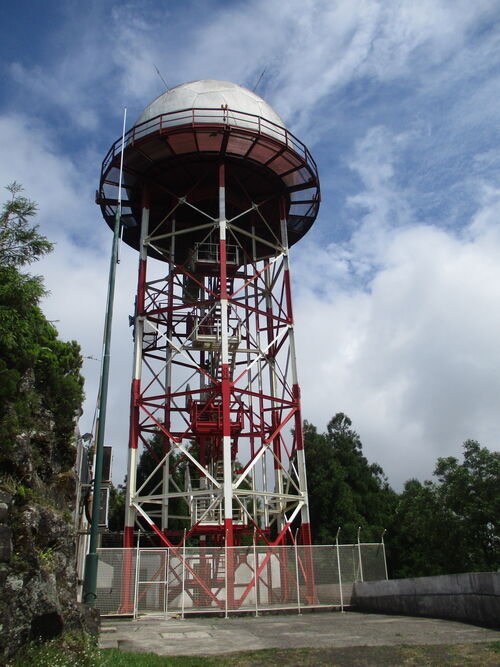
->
[0,114,100,242]
[295,213,500,487]
[7,0,495,138]
[9,63,101,131]
[293,114,500,488]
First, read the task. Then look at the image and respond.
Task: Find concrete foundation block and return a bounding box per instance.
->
[352,572,500,629]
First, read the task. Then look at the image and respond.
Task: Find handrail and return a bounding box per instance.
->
[101,106,319,179]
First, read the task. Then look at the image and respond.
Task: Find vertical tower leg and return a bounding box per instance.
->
[280,199,316,603]
[161,229,175,534]
[121,192,149,612]
[218,162,235,609]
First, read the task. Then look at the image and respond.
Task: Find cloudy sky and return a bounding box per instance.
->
[1,0,500,490]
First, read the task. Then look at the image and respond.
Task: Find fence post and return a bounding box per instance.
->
[133,531,141,619]
[294,530,301,615]
[181,530,186,619]
[336,527,344,613]
[253,531,259,617]
[381,529,388,580]
[164,547,170,616]
[224,543,228,619]
[357,526,364,582]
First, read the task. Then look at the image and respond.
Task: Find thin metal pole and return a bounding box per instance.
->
[224,544,228,618]
[117,109,127,204]
[381,529,388,580]
[357,526,364,582]
[294,529,301,615]
[163,548,167,616]
[133,531,141,619]
[83,109,126,605]
[116,108,127,265]
[165,547,171,617]
[181,529,186,619]
[253,531,259,617]
[336,527,344,613]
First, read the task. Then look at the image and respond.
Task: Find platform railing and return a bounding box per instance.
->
[101,105,319,180]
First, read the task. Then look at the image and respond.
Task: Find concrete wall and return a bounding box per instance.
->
[352,572,500,628]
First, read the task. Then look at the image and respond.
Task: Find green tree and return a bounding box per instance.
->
[434,440,499,572]
[303,420,345,543]
[0,185,83,480]
[304,413,397,544]
[388,440,499,577]
[386,478,448,577]
[0,182,53,266]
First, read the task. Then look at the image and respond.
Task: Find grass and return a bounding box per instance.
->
[6,635,500,666]
[6,632,100,667]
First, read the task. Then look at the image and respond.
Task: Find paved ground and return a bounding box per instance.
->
[99,611,499,657]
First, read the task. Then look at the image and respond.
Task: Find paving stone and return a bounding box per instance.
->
[160,634,178,641]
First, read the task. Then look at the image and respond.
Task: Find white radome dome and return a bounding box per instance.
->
[134,79,287,141]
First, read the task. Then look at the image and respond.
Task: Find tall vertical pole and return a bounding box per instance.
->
[82,202,121,605]
[83,109,126,606]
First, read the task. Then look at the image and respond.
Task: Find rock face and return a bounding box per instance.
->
[0,215,90,660]
[0,495,88,655]
[0,397,98,660]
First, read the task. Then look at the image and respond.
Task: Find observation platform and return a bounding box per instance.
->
[97,81,320,264]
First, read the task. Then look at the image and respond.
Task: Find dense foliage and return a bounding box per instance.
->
[304,413,397,544]
[389,439,499,577]
[0,184,84,479]
[303,412,499,578]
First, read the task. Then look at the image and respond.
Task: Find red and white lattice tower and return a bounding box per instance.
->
[98,79,320,562]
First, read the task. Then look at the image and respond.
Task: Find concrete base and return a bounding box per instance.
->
[99,610,500,656]
[353,572,500,628]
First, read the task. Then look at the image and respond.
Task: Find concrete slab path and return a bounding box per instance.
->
[99,611,499,657]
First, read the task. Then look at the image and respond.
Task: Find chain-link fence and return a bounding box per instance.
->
[96,542,387,617]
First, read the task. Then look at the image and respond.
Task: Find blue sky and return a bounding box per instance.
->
[2,0,500,489]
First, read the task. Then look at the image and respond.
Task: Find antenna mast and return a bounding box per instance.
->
[83,107,127,606]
